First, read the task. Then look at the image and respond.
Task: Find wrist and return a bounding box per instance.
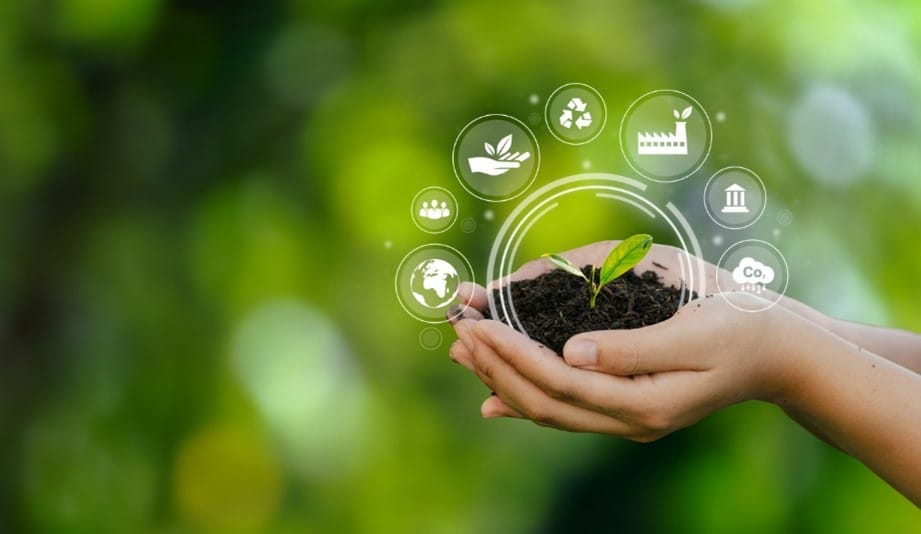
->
[753,305,830,408]
[778,295,834,330]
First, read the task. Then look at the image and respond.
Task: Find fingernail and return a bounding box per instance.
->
[455,320,475,352]
[446,304,464,323]
[565,339,597,367]
[449,340,474,372]
[481,399,502,419]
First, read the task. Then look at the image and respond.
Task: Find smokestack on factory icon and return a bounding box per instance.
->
[637,106,692,155]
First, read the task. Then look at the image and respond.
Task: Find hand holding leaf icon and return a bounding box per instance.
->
[468,134,531,176]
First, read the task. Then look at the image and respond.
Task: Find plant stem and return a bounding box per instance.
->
[589,266,598,308]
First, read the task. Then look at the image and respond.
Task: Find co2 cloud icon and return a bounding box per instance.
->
[732,256,775,293]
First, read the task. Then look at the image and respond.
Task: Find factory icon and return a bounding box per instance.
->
[637,106,692,155]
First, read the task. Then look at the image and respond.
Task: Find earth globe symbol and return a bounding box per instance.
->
[410,259,460,308]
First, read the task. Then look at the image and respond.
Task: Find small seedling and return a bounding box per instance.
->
[542,234,654,309]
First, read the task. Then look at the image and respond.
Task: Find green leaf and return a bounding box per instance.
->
[542,253,588,281]
[598,234,653,288]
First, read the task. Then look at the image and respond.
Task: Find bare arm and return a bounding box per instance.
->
[447,242,921,506]
[826,319,921,374]
[451,297,921,506]
[772,311,921,504]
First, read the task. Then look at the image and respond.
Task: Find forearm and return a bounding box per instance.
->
[778,295,921,374]
[775,318,921,506]
[827,319,921,374]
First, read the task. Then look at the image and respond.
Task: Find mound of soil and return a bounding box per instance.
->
[487,266,697,355]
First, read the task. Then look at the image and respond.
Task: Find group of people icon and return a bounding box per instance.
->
[419,199,451,221]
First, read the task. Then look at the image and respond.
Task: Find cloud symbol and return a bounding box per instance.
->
[732,257,775,286]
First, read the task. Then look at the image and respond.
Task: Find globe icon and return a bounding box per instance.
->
[410,259,460,308]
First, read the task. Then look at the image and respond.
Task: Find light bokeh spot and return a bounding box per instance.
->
[788,85,874,187]
[231,300,368,477]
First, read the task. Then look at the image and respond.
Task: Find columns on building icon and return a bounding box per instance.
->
[721,183,749,213]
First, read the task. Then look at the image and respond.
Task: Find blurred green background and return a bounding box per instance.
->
[2,0,920,531]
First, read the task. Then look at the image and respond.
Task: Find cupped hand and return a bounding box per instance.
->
[453,291,810,440]
[446,241,814,440]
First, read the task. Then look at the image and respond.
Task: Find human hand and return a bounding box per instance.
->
[451,290,810,440]
[445,241,815,440]
[447,241,921,503]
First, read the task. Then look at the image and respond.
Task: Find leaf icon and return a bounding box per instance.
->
[673,109,680,119]
[681,106,693,119]
[484,142,495,156]
[496,134,512,156]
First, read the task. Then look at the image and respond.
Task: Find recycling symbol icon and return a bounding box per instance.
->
[559,97,593,130]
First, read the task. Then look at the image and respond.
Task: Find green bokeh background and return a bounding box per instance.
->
[2,0,920,531]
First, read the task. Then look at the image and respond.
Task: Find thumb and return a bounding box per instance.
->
[562,326,701,376]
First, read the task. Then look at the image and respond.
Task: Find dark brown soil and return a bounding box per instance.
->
[487,266,697,355]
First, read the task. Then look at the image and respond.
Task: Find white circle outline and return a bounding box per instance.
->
[418,326,444,350]
[618,89,713,183]
[486,173,706,337]
[715,238,789,313]
[410,186,458,234]
[543,82,608,145]
[451,113,541,202]
[394,243,475,324]
[460,217,477,233]
[702,166,768,230]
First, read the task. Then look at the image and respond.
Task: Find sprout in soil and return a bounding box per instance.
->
[542,234,654,309]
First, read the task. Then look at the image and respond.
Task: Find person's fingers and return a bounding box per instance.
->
[446,303,485,324]
[562,315,710,375]
[448,339,475,372]
[481,394,524,419]
[555,240,619,267]
[453,319,477,353]
[487,259,553,290]
[469,331,637,434]
[456,282,488,311]
[472,320,644,421]
[449,282,487,324]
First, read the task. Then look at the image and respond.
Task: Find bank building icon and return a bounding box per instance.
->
[721,183,750,213]
[637,106,692,155]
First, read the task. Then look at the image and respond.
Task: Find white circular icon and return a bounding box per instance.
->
[716,239,789,312]
[452,114,540,202]
[619,89,712,182]
[703,166,767,229]
[411,186,457,234]
[410,258,459,309]
[395,244,474,323]
[544,83,607,145]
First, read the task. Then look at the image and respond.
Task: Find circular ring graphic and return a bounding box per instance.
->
[460,217,477,233]
[777,209,794,226]
[715,239,789,313]
[703,166,767,230]
[452,114,541,202]
[395,243,475,324]
[486,173,705,338]
[544,82,607,145]
[411,186,458,234]
[418,326,444,350]
[619,89,713,183]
